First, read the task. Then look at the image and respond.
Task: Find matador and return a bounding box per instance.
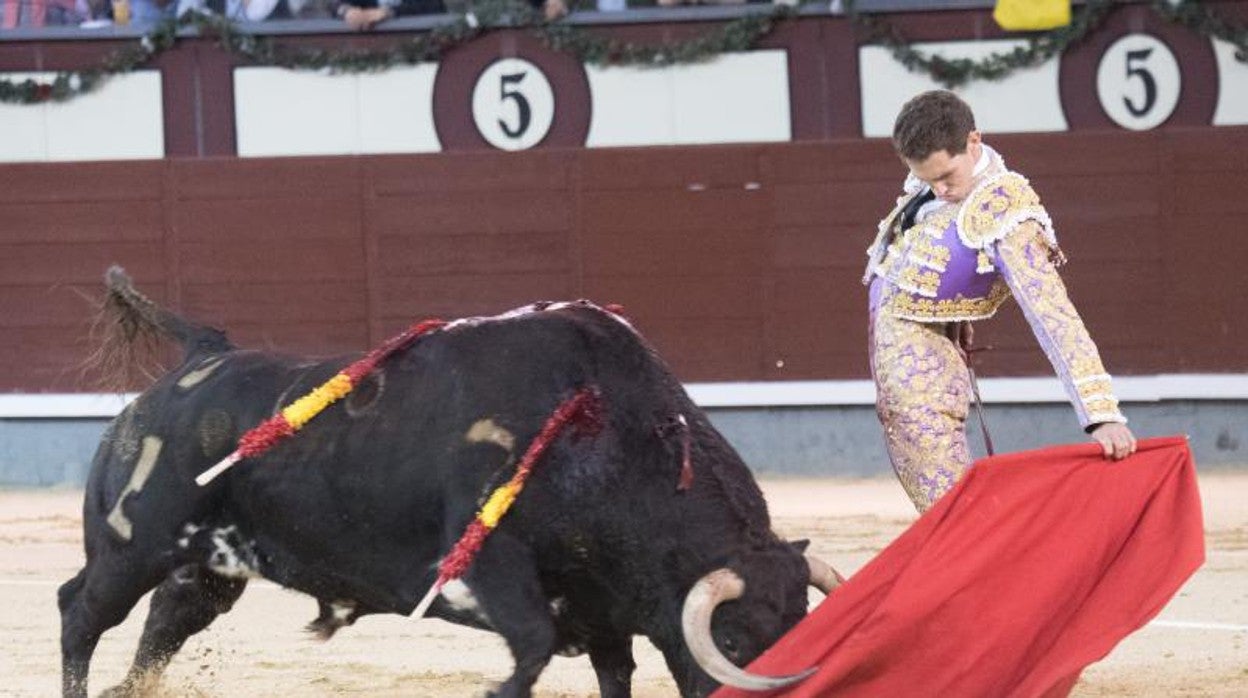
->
[865,91,1136,512]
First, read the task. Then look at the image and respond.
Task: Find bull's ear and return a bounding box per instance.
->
[787,539,810,553]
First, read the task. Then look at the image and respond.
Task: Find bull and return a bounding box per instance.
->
[59,268,842,697]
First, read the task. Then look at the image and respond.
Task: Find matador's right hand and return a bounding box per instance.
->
[1091,422,1137,460]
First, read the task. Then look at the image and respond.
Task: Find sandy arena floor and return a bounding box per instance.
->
[1,473,1245,697]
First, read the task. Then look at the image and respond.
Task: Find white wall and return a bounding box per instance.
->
[234,65,442,157]
[1212,38,1248,126]
[859,40,1069,137]
[0,71,164,162]
[585,50,791,147]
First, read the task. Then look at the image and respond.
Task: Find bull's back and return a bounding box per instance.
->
[221,307,694,604]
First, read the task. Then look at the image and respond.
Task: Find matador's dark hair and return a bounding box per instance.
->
[892,90,977,161]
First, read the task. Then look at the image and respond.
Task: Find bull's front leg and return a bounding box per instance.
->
[460,531,558,698]
[588,634,636,698]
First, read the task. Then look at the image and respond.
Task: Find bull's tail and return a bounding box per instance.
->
[85,266,232,390]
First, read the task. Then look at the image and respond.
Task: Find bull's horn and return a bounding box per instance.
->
[680,568,817,691]
[806,554,846,594]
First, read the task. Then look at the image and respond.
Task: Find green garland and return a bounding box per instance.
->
[2,0,1246,105]
[1151,0,1248,62]
[0,0,791,104]
[845,0,1248,89]
[844,0,1115,88]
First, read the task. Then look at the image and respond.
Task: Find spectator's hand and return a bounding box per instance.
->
[542,0,566,20]
[342,5,393,30]
[1091,423,1137,460]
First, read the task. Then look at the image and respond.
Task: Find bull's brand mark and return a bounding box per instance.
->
[105,435,164,542]
[465,418,516,455]
[176,356,224,391]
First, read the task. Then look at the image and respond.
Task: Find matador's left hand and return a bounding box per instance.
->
[1091,422,1137,460]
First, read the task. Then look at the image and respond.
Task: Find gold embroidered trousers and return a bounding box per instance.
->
[869,279,972,512]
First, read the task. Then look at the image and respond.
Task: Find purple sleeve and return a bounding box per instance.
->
[991,222,1126,429]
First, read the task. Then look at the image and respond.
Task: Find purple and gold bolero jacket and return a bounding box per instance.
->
[863,150,1126,429]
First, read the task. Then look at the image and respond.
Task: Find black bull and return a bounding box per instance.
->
[59,269,841,697]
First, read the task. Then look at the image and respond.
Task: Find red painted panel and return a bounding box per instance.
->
[772,180,893,228]
[0,128,1244,392]
[579,146,764,191]
[171,158,361,200]
[636,317,765,382]
[0,200,164,244]
[582,275,764,321]
[173,198,361,242]
[0,161,165,203]
[762,141,899,184]
[367,151,573,194]
[370,190,573,236]
[375,230,573,277]
[174,240,365,284]
[224,321,369,358]
[0,284,109,328]
[180,281,368,326]
[377,273,577,319]
[0,243,164,285]
[579,189,769,236]
[580,224,767,277]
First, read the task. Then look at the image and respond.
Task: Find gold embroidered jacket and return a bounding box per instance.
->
[863,153,1126,428]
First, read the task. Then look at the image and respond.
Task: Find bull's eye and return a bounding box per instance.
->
[721,637,740,661]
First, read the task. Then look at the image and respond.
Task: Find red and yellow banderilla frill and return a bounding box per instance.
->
[410,386,602,619]
[194,318,447,486]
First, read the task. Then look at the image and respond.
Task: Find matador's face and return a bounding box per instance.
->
[904,130,983,204]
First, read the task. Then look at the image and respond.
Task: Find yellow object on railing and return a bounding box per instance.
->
[993,0,1071,31]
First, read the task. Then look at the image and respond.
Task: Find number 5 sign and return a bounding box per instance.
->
[1096,34,1182,131]
[472,58,556,150]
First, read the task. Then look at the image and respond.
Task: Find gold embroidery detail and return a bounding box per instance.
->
[1076,378,1114,399]
[997,223,1123,424]
[976,250,993,274]
[920,203,959,237]
[884,279,1011,321]
[908,233,952,271]
[1069,357,1112,381]
[1085,398,1121,414]
[897,266,942,296]
[961,172,1043,247]
[875,204,958,292]
[871,302,972,513]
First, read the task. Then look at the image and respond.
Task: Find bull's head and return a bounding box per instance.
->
[680,542,843,694]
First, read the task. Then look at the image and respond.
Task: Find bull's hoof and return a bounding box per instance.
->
[484,686,530,698]
[304,618,340,642]
[97,671,162,698]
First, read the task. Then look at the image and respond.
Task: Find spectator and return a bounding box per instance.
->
[176,0,284,21]
[82,0,172,24]
[656,0,793,6]
[2,0,88,26]
[536,0,565,20]
[443,0,565,23]
[331,0,442,30]
[285,0,331,18]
